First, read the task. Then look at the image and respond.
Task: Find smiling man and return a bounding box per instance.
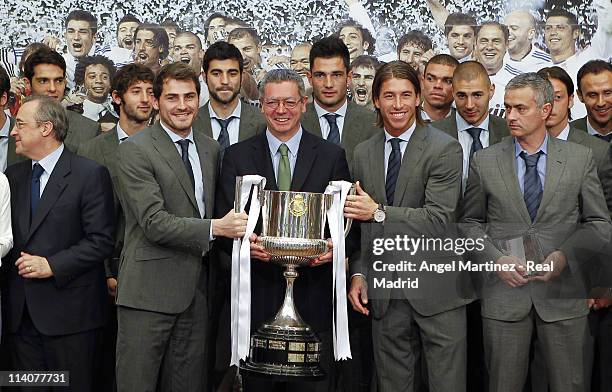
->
[74,55,117,123]
[572,60,612,140]
[337,20,376,64]
[444,13,477,62]
[502,10,552,76]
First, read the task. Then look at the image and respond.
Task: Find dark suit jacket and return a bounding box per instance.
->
[431,113,509,145]
[215,130,351,332]
[3,148,115,335]
[79,126,124,277]
[115,122,219,314]
[301,101,377,171]
[65,110,100,154]
[349,124,470,318]
[192,101,266,141]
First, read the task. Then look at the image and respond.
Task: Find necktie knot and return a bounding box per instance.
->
[324,113,338,125]
[520,151,542,168]
[389,138,402,152]
[595,133,612,143]
[215,116,235,130]
[278,143,289,158]
[32,163,44,181]
[176,139,190,154]
[466,127,482,141]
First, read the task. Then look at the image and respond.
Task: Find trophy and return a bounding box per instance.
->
[241,185,353,379]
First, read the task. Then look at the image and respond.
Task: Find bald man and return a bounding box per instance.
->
[502,10,552,76]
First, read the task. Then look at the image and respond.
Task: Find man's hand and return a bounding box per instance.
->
[348,275,370,315]
[16,252,54,279]
[344,181,378,221]
[249,233,271,262]
[530,250,567,283]
[107,277,118,297]
[213,210,248,239]
[309,240,334,267]
[495,255,528,288]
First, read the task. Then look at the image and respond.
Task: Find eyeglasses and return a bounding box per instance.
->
[263,98,301,110]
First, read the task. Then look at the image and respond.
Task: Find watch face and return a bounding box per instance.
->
[374,209,385,222]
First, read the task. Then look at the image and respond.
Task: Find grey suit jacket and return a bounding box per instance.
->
[570,116,588,132]
[431,113,509,145]
[65,110,100,154]
[301,101,377,171]
[192,101,266,142]
[115,122,219,314]
[350,123,471,318]
[461,136,611,322]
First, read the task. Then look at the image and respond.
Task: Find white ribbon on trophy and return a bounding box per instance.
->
[324,180,353,360]
[231,175,266,366]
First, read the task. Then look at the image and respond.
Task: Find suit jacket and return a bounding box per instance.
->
[65,110,100,154]
[79,126,124,277]
[461,136,611,322]
[349,124,470,318]
[215,129,351,332]
[192,101,266,142]
[3,148,115,335]
[301,101,377,171]
[431,113,509,145]
[115,122,219,314]
[570,116,588,132]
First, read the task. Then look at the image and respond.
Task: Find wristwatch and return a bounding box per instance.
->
[373,204,386,223]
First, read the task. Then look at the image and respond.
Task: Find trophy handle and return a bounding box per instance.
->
[343,184,356,238]
[234,176,244,213]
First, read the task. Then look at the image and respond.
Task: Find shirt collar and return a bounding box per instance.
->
[160,121,194,144]
[384,120,417,144]
[314,99,348,119]
[514,133,549,158]
[554,123,571,141]
[208,100,242,120]
[586,117,612,137]
[457,111,490,133]
[266,127,303,156]
[116,123,129,142]
[33,144,64,174]
[0,114,10,137]
[420,106,452,122]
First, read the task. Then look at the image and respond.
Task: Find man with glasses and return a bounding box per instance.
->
[215,68,351,391]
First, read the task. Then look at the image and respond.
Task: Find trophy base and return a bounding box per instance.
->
[242,323,325,380]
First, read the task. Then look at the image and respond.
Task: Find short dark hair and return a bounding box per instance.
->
[310,36,351,72]
[372,60,422,127]
[153,62,200,99]
[336,20,376,55]
[577,60,612,93]
[478,21,509,42]
[228,27,261,46]
[134,24,170,59]
[397,31,433,56]
[24,48,66,82]
[204,12,227,33]
[202,41,244,73]
[546,8,579,32]
[537,66,574,120]
[18,42,47,77]
[65,10,97,35]
[74,55,116,86]
[174,31,203,50]
[444,13,477,37]
[424,54,460,75]
[350,55,381,71]
[0,65,10,98]
[112,63,155,113]
[117,14,140,31]
[161,18,180,29]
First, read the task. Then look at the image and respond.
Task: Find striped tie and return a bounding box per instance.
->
[324,113,341,145]
[520,151,543,222]
[385,138,402,206]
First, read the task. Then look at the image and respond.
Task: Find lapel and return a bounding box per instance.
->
[151,123,199,212]
[291,130,318,191]
[489,115,508,145]
[496,138,532,223]
[195,105,214,139]
[303,103,322,138]
[341,102,360,147]
[27,149,71,241]
[439,115,459,139]
[394,124,427,206]
[239,103,264,141]
[193,131,214,218]
[100,127,119,169]
[369,132,387,204]
[252,133,279,191]
[537,137,566,221]
[567,126,587,144]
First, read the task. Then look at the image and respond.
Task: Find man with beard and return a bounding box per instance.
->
[350,55,380,111]
[572,60,612,141]
[302,36,376,169]
[116,14,140,51]
[290,42,313,102]
[420,54,458,122]
[204,13,228,46]
[133,24,169,75]
[23,48,100,153]
[73,55,117,127]
[171,31,209,107]
[337,20,376,64]
[474,21,514,117]
[502,10,551,76]
[444,13,477,62]
[79,63,155,392]
[397,30,434,74]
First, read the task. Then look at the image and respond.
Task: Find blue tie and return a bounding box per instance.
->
[215,116,235,150]
[386,138,402,206]
[324,113,341,145]
[31,163,44,220]
[466,127,484,159]
[595,133,612,143]
[520,151,543,222]
[176,140,195,188]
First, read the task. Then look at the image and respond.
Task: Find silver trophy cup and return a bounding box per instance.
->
[241,183,353,379]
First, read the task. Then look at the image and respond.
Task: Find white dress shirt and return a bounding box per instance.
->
[554,124,571,141]
[209,101,242,146]
[314,100,348,140]
[33,144,64,197]
[456,113,491,190]
[116,123,129,143]
[0,114,10,172]
[0,171,12,266]
[586,118,612,140]
[266,127,302,182]
[383,121,417,175]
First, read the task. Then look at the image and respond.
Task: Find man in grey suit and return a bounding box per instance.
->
[461,73,611,392]
[23,48,100,153]
[114,63,248,392]
[192,41,266,147]
[346,61,468,392]
[571,60,612,141]
[301,36,377,169]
